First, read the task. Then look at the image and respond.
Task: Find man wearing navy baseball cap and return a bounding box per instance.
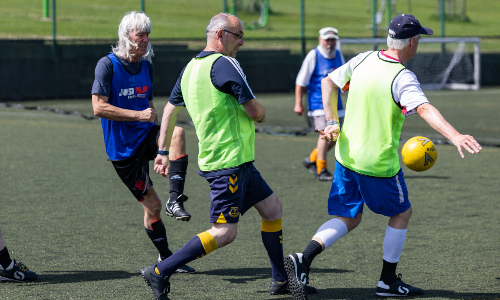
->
[388,14,434,39]
[284,13,481,300]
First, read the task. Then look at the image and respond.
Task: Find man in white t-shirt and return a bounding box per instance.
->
[284,14,482,299]
[295,27,345,181]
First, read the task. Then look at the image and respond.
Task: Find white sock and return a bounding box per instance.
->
[383,225,407,263]
[313,218,348,250]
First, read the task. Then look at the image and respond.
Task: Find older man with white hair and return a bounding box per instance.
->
[284,14,482,300]
[295,27,345,181]
[91,11,194,275]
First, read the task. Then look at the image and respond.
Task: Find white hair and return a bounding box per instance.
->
[112,11,154,63]
[386,34,420,50]
[205,12,237,39]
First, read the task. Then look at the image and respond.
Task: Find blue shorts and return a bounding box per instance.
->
[328,162,411,218]
[205,163,274,224]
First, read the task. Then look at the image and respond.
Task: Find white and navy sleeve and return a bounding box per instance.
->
[91,56,154,101]
[393,70,430,116]
[211,56,255,104]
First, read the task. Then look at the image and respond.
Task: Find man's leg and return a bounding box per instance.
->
[376,207,423,296]
[284,214,361,299]
[141,187,195,274]
[316,137,335,181]
[142,223,236,299]
[253,193,287,284]
[380,206,412,284]
[141,187,173,259]
[155,223,237,278]
[165,126,191,221]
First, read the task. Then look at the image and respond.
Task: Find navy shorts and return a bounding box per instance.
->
[327,162,411,218]
[205,163,274,224]
[111,125,160,202]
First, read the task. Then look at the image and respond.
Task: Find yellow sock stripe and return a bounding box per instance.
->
[261,218,282,232]
[197,231,219,255]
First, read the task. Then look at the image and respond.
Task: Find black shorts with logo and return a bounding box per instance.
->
[111,125,160,202]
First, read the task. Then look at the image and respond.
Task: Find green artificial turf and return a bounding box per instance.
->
[0,94,499,299]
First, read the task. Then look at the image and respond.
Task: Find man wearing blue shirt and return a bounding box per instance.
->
[91,11,193,274]
[295,27,345,181]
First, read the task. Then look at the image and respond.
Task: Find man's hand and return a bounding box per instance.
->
[417,103,482,159]
[154,154,170,177]
[318,124,340,142]
[450,134,482,158]
[294,103,303,116]
[139,108,157,123]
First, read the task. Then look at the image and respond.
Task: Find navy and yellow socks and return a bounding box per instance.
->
[156,231,218,279]
[261,218,287,282]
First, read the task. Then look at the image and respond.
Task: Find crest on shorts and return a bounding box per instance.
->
[229,207,239,218]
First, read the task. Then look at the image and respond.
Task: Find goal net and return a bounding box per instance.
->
[338,37,480,90]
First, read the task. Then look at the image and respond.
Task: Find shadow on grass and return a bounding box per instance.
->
[404,176,451,179]
[197,267,353,284]
[30,270,138,285]
[303,288,500,299]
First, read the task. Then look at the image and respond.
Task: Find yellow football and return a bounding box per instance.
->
[401,136,437,172]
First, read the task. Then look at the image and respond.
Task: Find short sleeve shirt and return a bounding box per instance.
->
[91,54,154,100]
[169,51,255,106]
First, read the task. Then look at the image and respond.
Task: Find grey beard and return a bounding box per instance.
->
[318,44,336,59]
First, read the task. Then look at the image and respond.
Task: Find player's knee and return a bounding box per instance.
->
[210,224,237,247]
[401,206,413,220]
[222,230,237,246]
[171,126,185,144]
[268,195,282,217]
[339,214,362,232]
[144,198,162,217]
[257,194,282,220]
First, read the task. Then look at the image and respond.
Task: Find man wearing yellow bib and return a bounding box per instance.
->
[285,14,482,299]
[140,13,315,300]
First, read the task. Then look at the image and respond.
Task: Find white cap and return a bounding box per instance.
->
[319,27,339,40]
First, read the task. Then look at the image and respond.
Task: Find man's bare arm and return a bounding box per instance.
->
[92,94,156,122]
[242,99,266,123]
[417,103,482,158]
[294,84,307,116]
[154,102,183,177]
[319,76,340,141]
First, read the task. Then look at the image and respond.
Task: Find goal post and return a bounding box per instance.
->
[337,37,481,90]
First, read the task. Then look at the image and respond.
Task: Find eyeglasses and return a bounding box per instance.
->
[222,29,244,42]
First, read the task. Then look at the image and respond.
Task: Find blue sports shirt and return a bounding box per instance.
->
[100,53,154,160]
[307,48,344,112]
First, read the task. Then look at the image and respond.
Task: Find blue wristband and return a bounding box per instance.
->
[157,150,169,155]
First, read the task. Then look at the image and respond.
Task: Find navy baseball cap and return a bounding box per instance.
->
[388,14,433,39]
